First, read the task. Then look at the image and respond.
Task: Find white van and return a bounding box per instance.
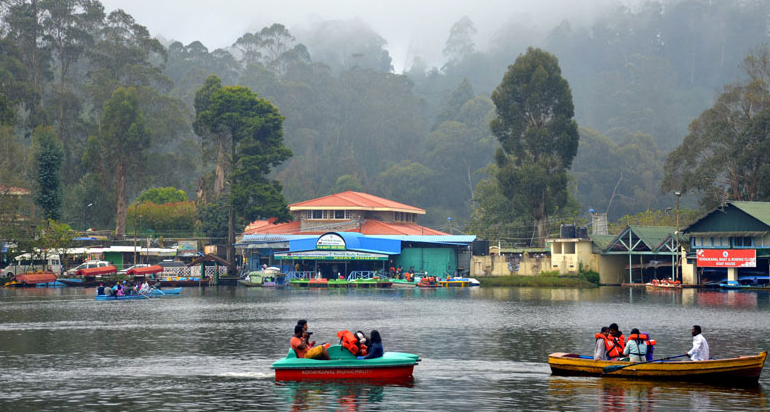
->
[0,253,63,277]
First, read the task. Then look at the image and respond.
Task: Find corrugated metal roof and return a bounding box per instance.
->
[240,234,316,243]
[239,233,474,251]
[374,235,476,243]
[729,202,770,227]
[605,225,676,253]
[589,234,616,250]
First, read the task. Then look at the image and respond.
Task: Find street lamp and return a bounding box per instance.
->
[84,203,94,232]
[134,203,139,265]
[674,192,681,282]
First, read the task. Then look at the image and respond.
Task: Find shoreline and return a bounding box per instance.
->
[477,275,597,288]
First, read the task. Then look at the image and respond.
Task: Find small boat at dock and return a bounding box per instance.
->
[548,351,767,386]
[238,267,285,287]
[645,279,682,289]
[4,272,62,288]
[719,280,754,289]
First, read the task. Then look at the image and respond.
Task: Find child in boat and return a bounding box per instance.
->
[359,330,383,359]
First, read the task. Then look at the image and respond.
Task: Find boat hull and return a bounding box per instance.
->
[438,280,470,287]
[349,280,392,288]
[548,352,767,386]
[272,345,419,382]
[275,364,416,381]
[150,287,181,295]
[158,279,209,287]
[95,294,150,301]
[645,284,682,289]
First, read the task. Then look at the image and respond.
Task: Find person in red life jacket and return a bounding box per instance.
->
[291,324,330,360]
[606,323,626,360]
[641,331,656,361]
[593,326,610,360]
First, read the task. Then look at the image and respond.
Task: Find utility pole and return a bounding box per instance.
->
[133,203,138,265]
[675,191,681,282]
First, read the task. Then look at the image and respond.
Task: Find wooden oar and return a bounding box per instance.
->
[603,354,690,373]
[151,286,165,296]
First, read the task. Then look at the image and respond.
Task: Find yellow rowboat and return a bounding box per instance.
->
[548,351,767,386]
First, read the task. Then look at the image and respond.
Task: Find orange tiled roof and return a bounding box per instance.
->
[358,220,449,235]
[243,220,302,235]
[289,191,425,214]
[0,185,30,195]
[243,218,447,236]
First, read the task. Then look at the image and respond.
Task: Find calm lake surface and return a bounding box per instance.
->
[1,286,769,411]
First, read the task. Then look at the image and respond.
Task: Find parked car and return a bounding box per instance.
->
[0,253,63,277]
[65,260,112,276]
[118,264,151,275]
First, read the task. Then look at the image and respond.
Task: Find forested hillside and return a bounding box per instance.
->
[1,0,769,242]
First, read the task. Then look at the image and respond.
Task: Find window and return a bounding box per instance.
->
[334,210,346,219]
[734,237,754,247]
[306,211,312,220]
[312,210,324,219]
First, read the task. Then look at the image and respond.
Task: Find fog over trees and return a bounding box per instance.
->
[1,0,770,245]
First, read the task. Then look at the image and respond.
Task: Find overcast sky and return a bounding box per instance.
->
[100,0,633,71]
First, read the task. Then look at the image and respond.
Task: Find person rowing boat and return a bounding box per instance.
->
[686,325,709,361]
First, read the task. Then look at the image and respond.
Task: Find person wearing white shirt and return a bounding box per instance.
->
[686,325,709,361]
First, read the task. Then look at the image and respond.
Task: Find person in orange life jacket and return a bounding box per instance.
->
[623,328,648,362]
[594,326,610,360]
[291,324,330,360]
[606,323,625,359]
[357,330,383,360]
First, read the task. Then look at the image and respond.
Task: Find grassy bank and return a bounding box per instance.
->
[478,274,598,288]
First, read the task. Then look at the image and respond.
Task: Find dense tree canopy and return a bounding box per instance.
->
[663,45,770,208]
[2,0,770,245]
[491,48,579,246]
[137,187,188,204]
[32,126,63,220]
[194,79,292,267]
[86,86,150,236]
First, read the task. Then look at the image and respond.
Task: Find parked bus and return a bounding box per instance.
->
[0,253,63,277]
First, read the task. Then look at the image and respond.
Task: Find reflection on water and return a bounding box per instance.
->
[549,376,767,411]
[698,290,758,309]
[277,380,412,411]
[1,286,770,410]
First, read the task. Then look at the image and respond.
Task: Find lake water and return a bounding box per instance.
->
[1,286,769,411]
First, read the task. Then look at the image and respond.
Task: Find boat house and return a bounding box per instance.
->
[681,201,770,285]
[236,191,476,279]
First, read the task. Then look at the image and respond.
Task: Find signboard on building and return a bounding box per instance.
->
[696,249,756,268]
[316,233,346,250]
[275,250,388,261]
[177,240,199,257]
